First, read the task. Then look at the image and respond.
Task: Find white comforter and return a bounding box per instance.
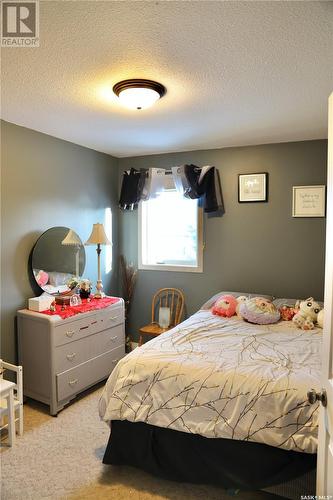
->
[99,310,322,453]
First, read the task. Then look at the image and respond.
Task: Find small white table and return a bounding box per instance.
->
[0,379,16,446]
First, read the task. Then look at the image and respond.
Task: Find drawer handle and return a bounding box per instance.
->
[66,353,76,361]
[109,316,119,321]
[91,321,97,325]
[110,336,118,341]
[66,330,75,338]
[80,325,89,330]
[68,378,78,386]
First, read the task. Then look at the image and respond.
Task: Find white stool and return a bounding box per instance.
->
[0,379,16,446]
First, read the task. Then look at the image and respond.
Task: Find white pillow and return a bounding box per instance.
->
[273,297,324,309]
[48,271,73,286]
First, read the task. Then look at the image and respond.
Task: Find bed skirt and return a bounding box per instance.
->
[103,420,316,490]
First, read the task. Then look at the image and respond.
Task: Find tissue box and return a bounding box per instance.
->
[28,296,54,312]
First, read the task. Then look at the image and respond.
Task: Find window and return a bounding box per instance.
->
[139,183,203,272]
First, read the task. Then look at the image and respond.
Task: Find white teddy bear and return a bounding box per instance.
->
[317,309,324,328]
[236,296,248,318]
[292,297,321,330]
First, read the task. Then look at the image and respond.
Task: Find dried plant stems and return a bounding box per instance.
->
[119,255,137,320]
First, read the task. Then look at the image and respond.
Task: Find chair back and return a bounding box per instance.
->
[0,360,23,404]
[151,288,185,327]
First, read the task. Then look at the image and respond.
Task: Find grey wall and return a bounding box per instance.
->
[1,121,119,363]
[118,140,327,340]
[1,123,327,356]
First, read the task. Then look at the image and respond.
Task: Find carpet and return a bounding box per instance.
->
[0,384,278,500]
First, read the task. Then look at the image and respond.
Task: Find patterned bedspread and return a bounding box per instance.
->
[99,310,322,453]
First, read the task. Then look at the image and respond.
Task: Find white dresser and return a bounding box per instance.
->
[17,298,125,415]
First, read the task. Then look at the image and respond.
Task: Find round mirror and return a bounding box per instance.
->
[31,227,86,295]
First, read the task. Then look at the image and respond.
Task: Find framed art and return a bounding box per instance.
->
[238,173,268,203]
[292,185,326,218]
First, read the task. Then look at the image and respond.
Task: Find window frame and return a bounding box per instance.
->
[138,191,204,273]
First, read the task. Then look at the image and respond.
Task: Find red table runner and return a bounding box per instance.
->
[40,297,120,320]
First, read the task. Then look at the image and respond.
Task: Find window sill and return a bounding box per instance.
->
[138,264,203,273]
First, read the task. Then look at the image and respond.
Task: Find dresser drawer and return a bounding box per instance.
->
[93,324,124,355]
[55,336,90,373]
[96,305,124,332]
[54,314,98,347]
[56,346,125,402]
[54,324,124,373]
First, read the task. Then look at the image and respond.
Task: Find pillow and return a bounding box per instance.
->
[201,291,274,310]
[48,272,73,287]
[239,297,280,325]
[273,297,324,309]
[35,270,49,287]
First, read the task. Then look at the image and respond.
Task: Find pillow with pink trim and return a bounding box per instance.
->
[239,297,280,325]
[36,270,49,287]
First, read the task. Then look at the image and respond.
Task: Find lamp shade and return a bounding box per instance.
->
[61,229,82,246]
[85,223,111,246]
[118,87,161,110]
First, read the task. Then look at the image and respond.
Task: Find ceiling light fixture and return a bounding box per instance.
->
[113,79,166,110]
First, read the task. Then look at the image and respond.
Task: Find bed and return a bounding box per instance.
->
[33,268,73,294]
[99,295,321,491]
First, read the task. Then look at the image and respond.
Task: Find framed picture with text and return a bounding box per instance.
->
[292,185,326,217]
[238,173,268,203]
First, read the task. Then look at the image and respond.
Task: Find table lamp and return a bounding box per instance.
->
[85,223,111,298]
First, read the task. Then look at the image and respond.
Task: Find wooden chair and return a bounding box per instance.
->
[138,288,185,346]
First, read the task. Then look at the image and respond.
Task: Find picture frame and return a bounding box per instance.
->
[238,173,268,203]
[292,185,326,218]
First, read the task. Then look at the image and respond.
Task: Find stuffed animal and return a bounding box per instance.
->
[279,305,298,321]
[239,297,280,325]
[317,309,324,328]
[212,294,238,318]
[236,296,248,317]
[36,270,49,287]
[49,300,56,312]
[292,297,321,330]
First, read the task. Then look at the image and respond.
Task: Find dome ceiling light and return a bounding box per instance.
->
[113,79,166,110]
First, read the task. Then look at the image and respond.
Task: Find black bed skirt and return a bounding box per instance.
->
[103,420,316,490]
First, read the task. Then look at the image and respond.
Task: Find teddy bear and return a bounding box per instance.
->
[292,297,321,330]
[212,294,238,318]
[236,296,248,317]
[279,305,298,321]
[317,309,324,328]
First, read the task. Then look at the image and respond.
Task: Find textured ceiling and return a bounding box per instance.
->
[1,1,333,157]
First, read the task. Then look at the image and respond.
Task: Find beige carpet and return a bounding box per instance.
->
[0,384,278,500]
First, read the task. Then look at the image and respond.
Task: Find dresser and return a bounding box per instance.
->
[17,298,125,415]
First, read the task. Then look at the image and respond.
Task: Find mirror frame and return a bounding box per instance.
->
[30,226,86,295]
